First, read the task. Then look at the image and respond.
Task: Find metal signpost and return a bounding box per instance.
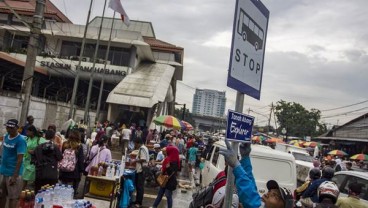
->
[224,0,269,206]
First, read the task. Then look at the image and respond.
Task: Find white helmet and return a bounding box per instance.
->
[211,186,239,208]
[317,181,340,204]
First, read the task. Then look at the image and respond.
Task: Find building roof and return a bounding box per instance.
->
[0,0,72,23]
[89,17,156,38]
[332,113,368,132]
[316,113,368,142]
[0,52,47,75]
[106,63,175,108]
[143,37,183,52]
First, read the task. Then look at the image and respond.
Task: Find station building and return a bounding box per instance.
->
[0,0,184,129]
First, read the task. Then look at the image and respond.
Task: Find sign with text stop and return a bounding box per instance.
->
[227,0,270,100]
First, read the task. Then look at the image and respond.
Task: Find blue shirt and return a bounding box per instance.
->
[233,157,261,208]
[188,147,198,162]
[0,133,27,176]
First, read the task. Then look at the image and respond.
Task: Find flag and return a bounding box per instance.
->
[109,0,130,26]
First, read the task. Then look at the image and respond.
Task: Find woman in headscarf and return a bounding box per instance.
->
[151,146,180,208]
[23,125,46,189]
[85,135,112,174]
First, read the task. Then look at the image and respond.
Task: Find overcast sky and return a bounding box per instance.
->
[50,0,368,128]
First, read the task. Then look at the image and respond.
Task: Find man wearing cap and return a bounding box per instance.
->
[263,180,294,208]
[336,182,368,208]
[0,119,27,208]
[219,139,294,208]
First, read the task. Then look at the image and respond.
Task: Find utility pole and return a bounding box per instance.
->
[84,0,108,123]
[267,102,273,135]
[182,104,186,120]
[96,12,116,121]
[68,0,94,119]
[19,0,45,125]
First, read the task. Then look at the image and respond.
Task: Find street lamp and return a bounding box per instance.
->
[175,102,186,120]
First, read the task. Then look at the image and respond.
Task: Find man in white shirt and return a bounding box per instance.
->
[133,139,149,207]
[121,124,131,154]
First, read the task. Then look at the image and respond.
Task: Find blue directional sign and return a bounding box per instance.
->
[226,110,254,142]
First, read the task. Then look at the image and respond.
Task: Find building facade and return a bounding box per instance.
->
[0,0,184,129]
[192,89,226,117]
[315,113,368,155]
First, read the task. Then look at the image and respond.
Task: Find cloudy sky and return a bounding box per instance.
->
[50,0,368,128]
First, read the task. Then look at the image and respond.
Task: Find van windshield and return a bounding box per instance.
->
[292,152,313,162]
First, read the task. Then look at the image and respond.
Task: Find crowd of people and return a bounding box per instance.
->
[1,116,368,208]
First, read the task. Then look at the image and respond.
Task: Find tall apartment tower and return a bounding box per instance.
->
[192,89,226,117]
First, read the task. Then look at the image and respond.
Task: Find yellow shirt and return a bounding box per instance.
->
[336,196,368,208]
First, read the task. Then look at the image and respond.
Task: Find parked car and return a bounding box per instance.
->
[275,143,314,183]
[331,171,368,203]
[201,140,297,196]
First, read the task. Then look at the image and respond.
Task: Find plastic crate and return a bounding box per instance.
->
[89,178,114,197]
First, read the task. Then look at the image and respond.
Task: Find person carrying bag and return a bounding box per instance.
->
[151,146,180,208]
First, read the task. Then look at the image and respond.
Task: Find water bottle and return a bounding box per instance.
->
[115,164,120,177]
[106,164,112,177]
[111,164,116,178]
[121,155,126,174]
[34,197,43,208]
[68,185,75,200]
[43,190,51,208]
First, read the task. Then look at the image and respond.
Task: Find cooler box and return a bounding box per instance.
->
[89,178,114,197]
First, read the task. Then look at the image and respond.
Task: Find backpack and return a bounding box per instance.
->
[58,148,77,172]
[189,176,227,208]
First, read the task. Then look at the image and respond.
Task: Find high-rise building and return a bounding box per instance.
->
[192,89,226,117]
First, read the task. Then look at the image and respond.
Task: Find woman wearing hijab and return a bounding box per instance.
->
[85,135,112,174]
[23,125,46,189]
[151,146,180,208]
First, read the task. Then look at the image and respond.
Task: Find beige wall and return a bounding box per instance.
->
[0,92,106,135]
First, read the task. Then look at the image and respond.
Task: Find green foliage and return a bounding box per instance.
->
[174,107,196,127]
[275,100,323,137]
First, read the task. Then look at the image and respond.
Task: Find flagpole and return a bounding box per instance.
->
[83,0,108,124]
[69,0,94,119]
[96,12,116,121]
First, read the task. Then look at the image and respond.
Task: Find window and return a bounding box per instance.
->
[343,176,368,200]
[332,174,346,190]
[206,146,214,161]
[212,147,220,166]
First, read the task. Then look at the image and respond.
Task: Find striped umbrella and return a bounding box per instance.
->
[180,120,194,130]
[350,154,368,161]
[153,115,182,130]
[303,142,318,148]
[266,138,284,143]
[328,150,348,156]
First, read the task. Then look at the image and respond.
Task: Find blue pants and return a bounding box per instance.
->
[153,187,173,208]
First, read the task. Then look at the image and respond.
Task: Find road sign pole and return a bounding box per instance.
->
[224,92,244,208]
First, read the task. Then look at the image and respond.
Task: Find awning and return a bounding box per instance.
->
[0,52,47,75]
[106,63,175,108]
[316,136,368,143]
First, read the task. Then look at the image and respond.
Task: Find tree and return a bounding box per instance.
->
[274,100,323,138]
[174,107,196,128]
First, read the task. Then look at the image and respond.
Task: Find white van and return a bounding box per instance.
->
[201,141,297,195]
